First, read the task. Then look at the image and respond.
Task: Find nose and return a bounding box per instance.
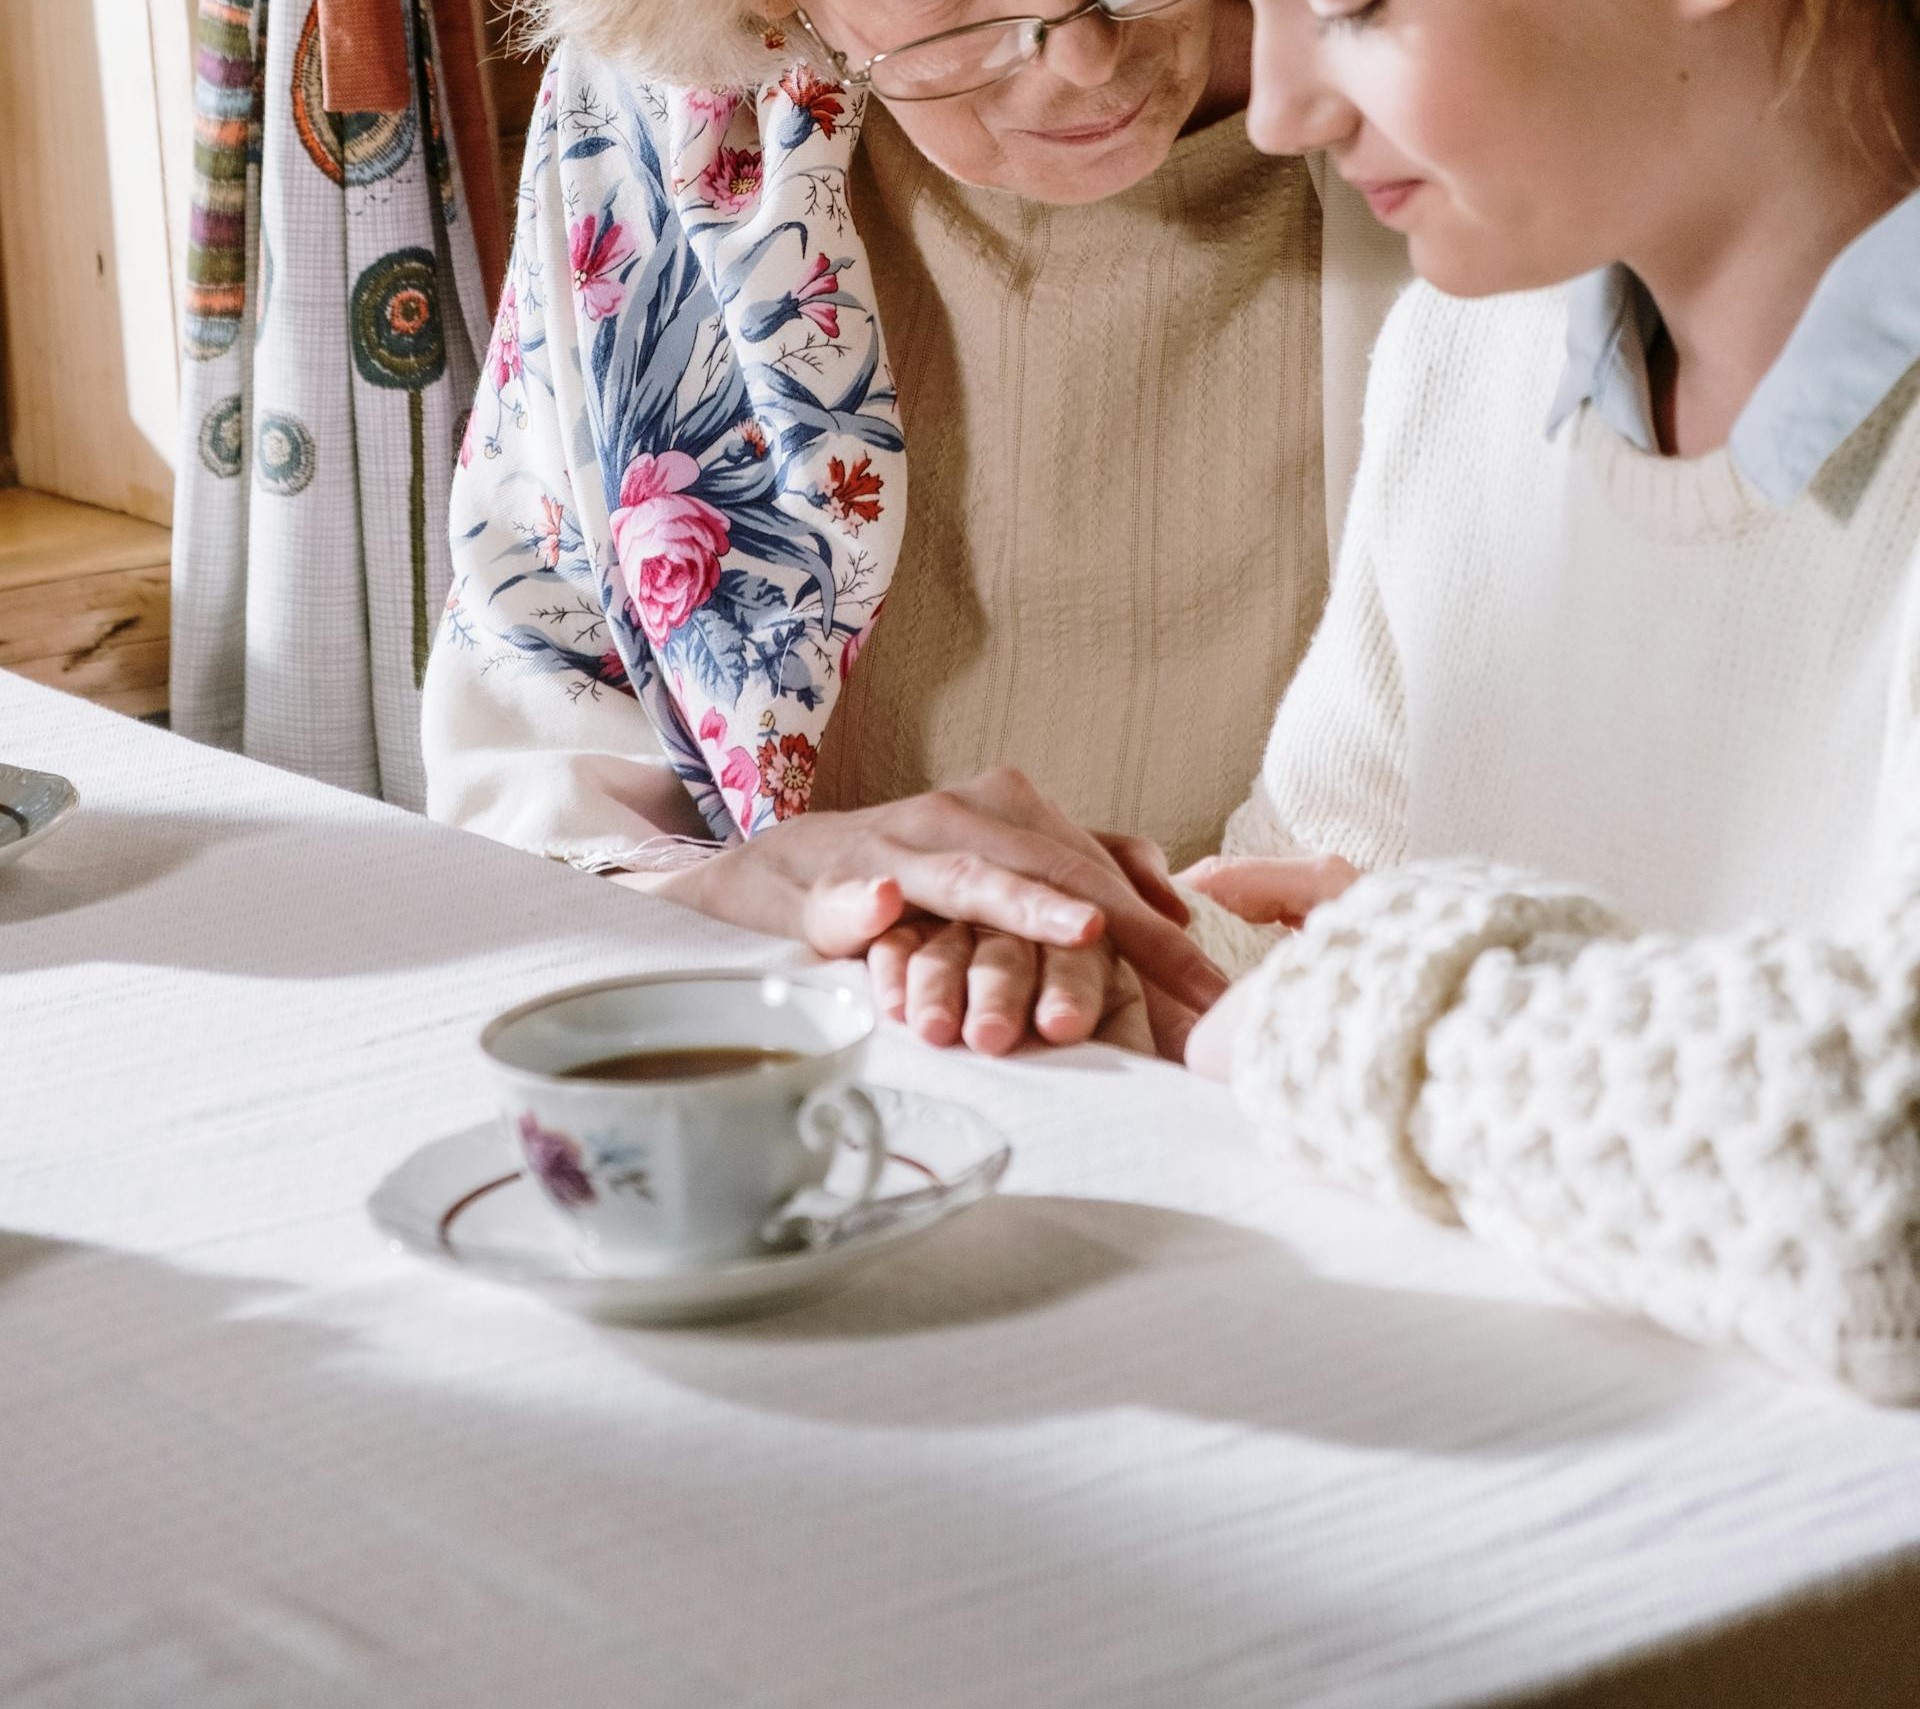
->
[1040,6,1127,89]
[1245,4,1358,156]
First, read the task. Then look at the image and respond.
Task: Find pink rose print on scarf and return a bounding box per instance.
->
[698,146,763,214]
[699,707,762,823]
[569,215,636,322]
[518,1112,595,1208]
[488,282,523,389]
[609,450,731,647]
[794,253,842,338]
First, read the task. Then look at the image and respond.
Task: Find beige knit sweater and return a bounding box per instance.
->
[1199,282,1920,1402]
[812,105,1326,866]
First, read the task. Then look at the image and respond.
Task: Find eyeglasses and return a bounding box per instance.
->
[793,0,1190,105]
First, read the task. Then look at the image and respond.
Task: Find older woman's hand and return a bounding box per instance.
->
[645,768,1229,1016]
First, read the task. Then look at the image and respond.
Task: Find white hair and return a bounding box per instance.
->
[515,0,797,88]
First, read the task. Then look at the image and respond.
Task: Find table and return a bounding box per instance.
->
[4,669,1919,1709]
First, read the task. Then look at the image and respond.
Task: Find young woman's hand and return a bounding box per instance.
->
[1180,853,1363,1081]
[638,768,1228,1015]
[862,918,1201,1060]
[1178,853,1360,926]
[1184,971,1259,1081]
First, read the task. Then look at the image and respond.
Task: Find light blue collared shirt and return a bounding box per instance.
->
[1546,189,1920,505]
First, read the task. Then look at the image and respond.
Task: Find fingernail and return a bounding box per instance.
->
[1034,1005,1086,1044]
[1043,902,1099,938]
[917,1008,959,1045]
[965,1020,1017,1056]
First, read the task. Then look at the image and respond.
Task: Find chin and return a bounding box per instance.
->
[1009,127,1182,206]
[1408,233,1566,301]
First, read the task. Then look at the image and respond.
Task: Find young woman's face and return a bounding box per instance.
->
[1246,0,1701,295]
[802,0,1221,204]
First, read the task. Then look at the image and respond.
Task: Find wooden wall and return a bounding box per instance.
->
[0,2,538,720]
[0,1,535,528]
[0,0,195,526]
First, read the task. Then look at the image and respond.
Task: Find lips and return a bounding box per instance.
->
[1347,178,1424,219]
[1022,91,1151,146]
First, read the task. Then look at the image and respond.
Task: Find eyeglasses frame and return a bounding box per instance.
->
[790,0,1184,105]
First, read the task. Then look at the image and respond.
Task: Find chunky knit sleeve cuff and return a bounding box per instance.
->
[1229,861,1630,1223]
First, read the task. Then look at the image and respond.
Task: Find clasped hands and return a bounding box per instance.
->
[645,767,1358,1067]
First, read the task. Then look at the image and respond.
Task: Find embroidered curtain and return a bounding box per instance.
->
[171,0,502,808]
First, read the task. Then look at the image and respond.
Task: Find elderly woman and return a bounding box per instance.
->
[423,0,1403,1052]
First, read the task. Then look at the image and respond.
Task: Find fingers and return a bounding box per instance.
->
[1092,958,1155,1056]
[877,917,1169,1062]
[1143,981,1200,1065]
[900,832,1227,1013]
[910,784,1225,1006]
[1033,942,1112,1046]
[889,847,1106,949]
[1180,854,1359,927]
[1093,831,1188,925]
[1101,902,1228,1014]
[866,920,928,1023]
[962,931,1039,1057]
[800,875,907,958]
[904,920,973,1048]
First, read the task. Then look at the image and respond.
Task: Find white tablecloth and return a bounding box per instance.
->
[4,670,1920,1709]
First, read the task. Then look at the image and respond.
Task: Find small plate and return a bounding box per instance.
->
[0,764,79,869]
[368,1087,1011,1324]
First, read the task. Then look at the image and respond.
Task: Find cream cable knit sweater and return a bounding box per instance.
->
[1196,283,1920,1402]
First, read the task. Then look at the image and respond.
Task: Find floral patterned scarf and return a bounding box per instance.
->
[460,50,906,842]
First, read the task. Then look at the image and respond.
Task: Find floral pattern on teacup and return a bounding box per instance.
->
[518,1112,596,1208]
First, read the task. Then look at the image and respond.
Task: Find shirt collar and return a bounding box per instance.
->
[1546,189,1920,505]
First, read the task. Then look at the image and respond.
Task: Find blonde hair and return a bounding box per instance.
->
[1787,0,1920,184]
[514,0,790,88]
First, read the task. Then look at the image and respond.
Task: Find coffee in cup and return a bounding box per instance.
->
[480,969,885,1272]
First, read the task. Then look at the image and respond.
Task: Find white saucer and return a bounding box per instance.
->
[368,1087,1011,1324]
[0,763,78,869]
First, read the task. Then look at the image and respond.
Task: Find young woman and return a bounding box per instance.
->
[1182,0,1920,1400]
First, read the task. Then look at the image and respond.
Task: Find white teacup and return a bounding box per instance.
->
[480,969,886,1273]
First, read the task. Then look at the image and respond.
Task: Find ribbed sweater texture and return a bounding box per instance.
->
[813,104,1327,867]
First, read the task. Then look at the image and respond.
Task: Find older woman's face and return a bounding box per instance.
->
[799,0,1221,204]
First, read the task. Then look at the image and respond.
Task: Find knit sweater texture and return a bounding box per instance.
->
[811,104,1326,868]
[1201,282,1920,1402]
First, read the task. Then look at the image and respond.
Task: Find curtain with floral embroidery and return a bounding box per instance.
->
[171,0,497,808]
